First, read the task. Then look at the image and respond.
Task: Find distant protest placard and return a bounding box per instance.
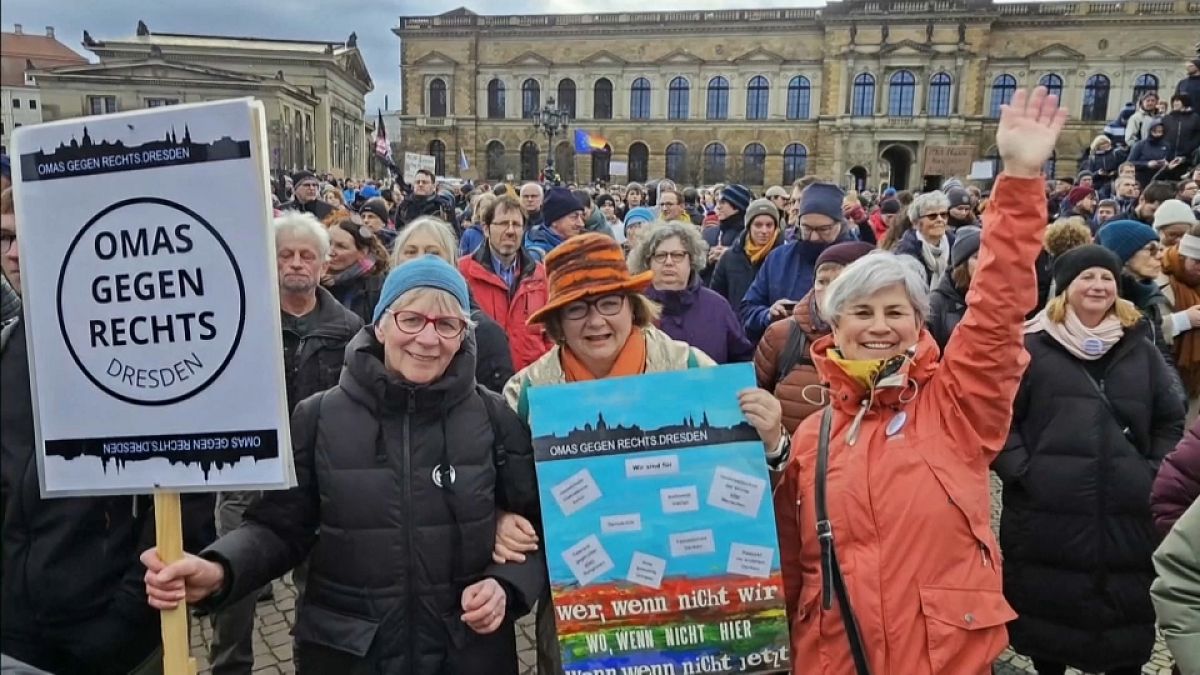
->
[12,98,293,497]
[528,364,790,674]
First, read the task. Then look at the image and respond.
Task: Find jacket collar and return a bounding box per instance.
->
[644,275,702,316]
[472,241,537,282]
[811,329,940,414]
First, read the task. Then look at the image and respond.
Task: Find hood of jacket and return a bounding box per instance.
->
[719,212,746,235]
[338,326,478,415]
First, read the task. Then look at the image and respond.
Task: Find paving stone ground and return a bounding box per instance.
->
[189,475,1177,674]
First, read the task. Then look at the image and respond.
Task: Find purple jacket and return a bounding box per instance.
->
[1151,416,1200,535]
[646,277,754,364]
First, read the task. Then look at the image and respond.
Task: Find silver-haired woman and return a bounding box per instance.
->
[773,87,1068,673]
[894,190,954,287]
[630,221,753,363]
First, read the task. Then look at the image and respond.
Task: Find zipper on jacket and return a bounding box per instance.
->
[1095,377,1110,593]
[403,393,416,674]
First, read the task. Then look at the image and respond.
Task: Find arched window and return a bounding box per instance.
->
[742,143,766,185]
[928,72,952,117]
[665,142,687,183]
[888,70,916,117]
[521,79,540,119]
[706,76,729,120]
[628,142,649,183]
[428,78,447,118]
[786,76,811,120]
[1038,73,1063,101]
[852,73,875,117]
[428,140,446,176]
[591,144,611,183]
[989,74,1017,118]
[703,143,726,183]
[746,76,770,120]
[486,140,505,181]
[630,78,651,120]
[593,78,613,119]
[520,141,539,181]
[668,77,689,120]
[1082,74,1110,122]
[487,79,505,119]
[305,115,314,168]
[557,79,576,118]
[1132,73,1158,103]
[555,141,575,183]
[783,143,808,185]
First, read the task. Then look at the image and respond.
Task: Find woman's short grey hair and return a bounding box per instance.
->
[907,190,951,224]
[274,211,330,259]
[390,216,457,266]
[628,220,710,276]
[821,251,931,326]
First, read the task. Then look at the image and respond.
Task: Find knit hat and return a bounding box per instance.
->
[1067,186,1096,208]
[1076,170,1093,181]
[1096,219,1159,263]
[527,233,654,325]
[941,178,964,191]
[880,198,901,215]
[1179,234,1200,260]
[292,170,318,186]
[1153,199,1198,230]
[372,255,470,324]
[765,185,789,199]
[541,187,584,228]
[799,182,845,222]
[719,184,752,213]
[1052,244,1122,294]
[815,241,875,271]
[359,198,390,225]
[624,206,656,227]
[947,187,971,209]
[950,226,982,269]
[744,198,780,227]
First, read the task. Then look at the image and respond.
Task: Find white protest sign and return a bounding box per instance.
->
[403,152,437,182]
[12,98,293,497]
[610,161,629,176]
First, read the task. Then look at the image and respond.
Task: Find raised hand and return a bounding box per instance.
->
[996,87,1069,178]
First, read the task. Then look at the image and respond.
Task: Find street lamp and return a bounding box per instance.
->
[531,95,571,182]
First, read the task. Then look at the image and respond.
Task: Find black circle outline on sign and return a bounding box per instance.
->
[56,197,248,406]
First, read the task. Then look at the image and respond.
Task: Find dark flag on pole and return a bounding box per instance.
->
[374,109,391,160]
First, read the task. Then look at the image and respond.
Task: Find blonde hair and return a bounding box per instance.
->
[1044,293,1142,328]
[390,216,457,267]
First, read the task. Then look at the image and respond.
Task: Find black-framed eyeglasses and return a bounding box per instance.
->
[651,250,689,264]
[0,232,15,254]
[562,294,626,321]
[386,310,468,339]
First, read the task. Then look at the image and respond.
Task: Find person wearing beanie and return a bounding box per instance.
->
[281,170,335,221]
[1075,170,1094,190]
[524,187,584,262]
[621,206,656,256]
[359,197,397,250]
[710,198,785,309]
[1177,59,1200,113]
[869,198,902,242]
[150,251,548,675]
[946,187,978,233]
[927,226,981,351]
[1003,240,1183,675]
[739,181,854,342]
[703,183,753,273]
[1160,223,1200,402]
[1063,185,1098,227]
[1154,199,1200,248]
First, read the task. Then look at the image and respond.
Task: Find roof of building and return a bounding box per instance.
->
[0,30,88,87]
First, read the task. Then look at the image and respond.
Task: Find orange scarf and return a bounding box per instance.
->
[744,228,779,266]
[1163,246,1200,395]
[561,329,648,381]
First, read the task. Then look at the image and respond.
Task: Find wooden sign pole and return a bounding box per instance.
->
[154,491,198,675]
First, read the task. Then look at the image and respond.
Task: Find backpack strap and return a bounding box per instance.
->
[476,384,511,508]
[773,320,810,389]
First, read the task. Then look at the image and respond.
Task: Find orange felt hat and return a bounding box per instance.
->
[527,233,654,325]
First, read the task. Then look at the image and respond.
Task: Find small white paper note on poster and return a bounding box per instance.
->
[562,534,615,586]
[660,486,700,514]
[727,542,774,579]
[669,529,716,557]
[600,513,643,534]
[627,551,668,589]
[707,466,767,518]
[626,454,679,478]
[552,468,603,516]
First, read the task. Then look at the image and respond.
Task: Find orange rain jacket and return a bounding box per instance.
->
[773,175,1047,675]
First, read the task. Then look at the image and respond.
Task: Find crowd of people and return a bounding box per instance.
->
[2,79,1200,675]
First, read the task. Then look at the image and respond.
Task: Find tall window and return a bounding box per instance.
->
[928,72,952,117]
[558,79,577,118]
[520,141,539,181]
[428,78,447,117]
[989,74,1017,118]
[593,78,613,119]
[487,79,505,119]
[591,145,611,182]
[851,73,875,117]
[1082,74,1111,122]
[888,70,916,117]
[786,76,811,120]
[486,140,506,180]
[665,142,687,183]
[628,142,649,182]
[1132,73,1158,103]
[703,143,726,183]
[742,143,766,185]
[668,77,689,120]
[746,76,770,120]
[428,140,446,176]
[783,144,808,185]
[1038,73,1063,101]
[87,95,117,115]
[706,76,729,120]
[521,79,540,119]
[630,78,651,120]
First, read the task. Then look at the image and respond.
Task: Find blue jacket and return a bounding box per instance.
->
[459,224,485,257]
[524,225,563,262]
[739,232,852,342]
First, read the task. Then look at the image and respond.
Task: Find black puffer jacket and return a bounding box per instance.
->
[926,272,967,353]
[994,324,1184,672]
[203,328,544,674]
[709,228,780,309]
[283,286,362,413]
[701,213,745,284]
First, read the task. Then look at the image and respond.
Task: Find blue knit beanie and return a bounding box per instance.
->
[372,255,470,324]
[1096,219,1159,264]
[624,206,656,227]
[799,182,845,223]
[720,184,752,213]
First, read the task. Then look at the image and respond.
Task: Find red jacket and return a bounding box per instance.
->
[459,247,553,371]
[773,175,1046,675]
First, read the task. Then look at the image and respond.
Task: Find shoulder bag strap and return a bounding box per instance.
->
[1076,366,1134,442]
[814,406,874,675]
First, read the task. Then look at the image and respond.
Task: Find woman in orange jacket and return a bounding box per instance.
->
[772,86,1068,675]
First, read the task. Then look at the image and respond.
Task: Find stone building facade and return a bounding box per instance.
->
[30,21,374,178]
[395,0,1199,190]
[0,24,87,156]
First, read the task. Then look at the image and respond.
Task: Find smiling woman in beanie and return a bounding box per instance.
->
[710,197,785,308]
[996,243,1184,675]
